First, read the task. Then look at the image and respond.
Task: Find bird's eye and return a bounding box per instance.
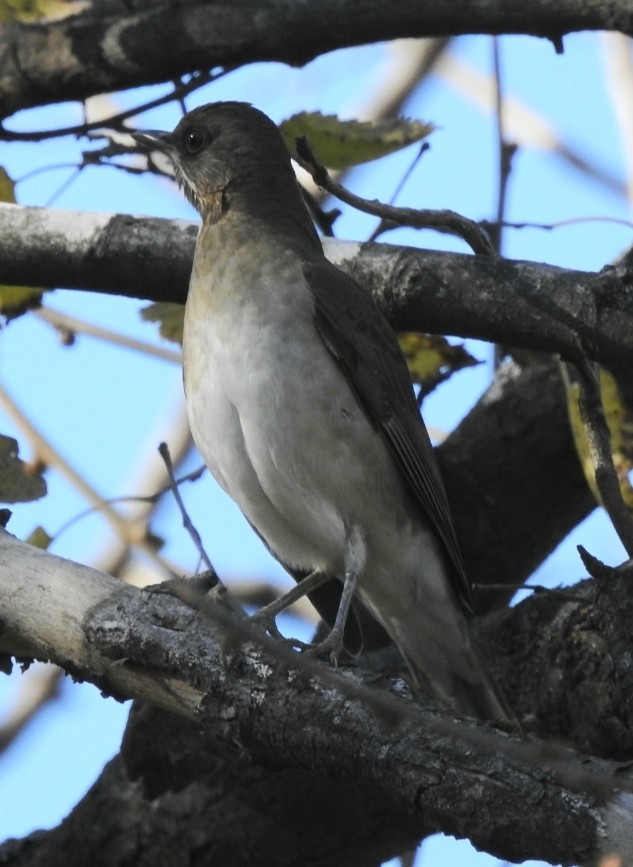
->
[184,128,206,154]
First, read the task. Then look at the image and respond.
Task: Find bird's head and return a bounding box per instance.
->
[133,101,306,226]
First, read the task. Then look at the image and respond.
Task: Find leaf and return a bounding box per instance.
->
[141,302,185,345]
[0,0,86,23]
[0,167,43,319]
[598,369,633,509]
[398,333,480,397]
[281,112,435,170]
[0,434,47,504]
[25,525,53,550]
[564,366,633,509]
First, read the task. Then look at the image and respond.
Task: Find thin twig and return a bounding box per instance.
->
[36,307,182,363]
[158,442,221,584]
[0,381,140,542]
[490,37,518,257]
[437,51,624,198]
[0,382,185,577]
[0,70,221,142]
[368,142,430,242]
[44,167,84,207]
[52,465,206,543]
[487,215,633,232]
[294,137,495,256]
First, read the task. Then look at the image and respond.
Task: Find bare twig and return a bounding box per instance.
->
[368,142,430,242]
[0,381,142,543]
[294,137,495,256]
[51,464,205,545]
[436,50,625,198]
[490,36,518,257]
[158,441,221,584]
[0,382,188,578]
[0,71,220,143]
[36,306,182,363]
[489,215,633,232]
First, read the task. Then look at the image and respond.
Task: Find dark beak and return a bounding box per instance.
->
[132,130,172,152]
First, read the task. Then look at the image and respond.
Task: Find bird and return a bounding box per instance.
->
[133,101,511,720]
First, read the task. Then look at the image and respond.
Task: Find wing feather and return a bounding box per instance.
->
[304,259,472,612]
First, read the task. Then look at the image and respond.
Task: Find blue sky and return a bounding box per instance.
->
[0,31,629,866]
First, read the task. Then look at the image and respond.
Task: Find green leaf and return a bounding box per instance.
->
[564,366,633,509]
[141,302,185,345]
[0,434,47,504]
[25,525,53,550]
[398,333,479,397]
[281,112,435,170]
[0,0,81,23]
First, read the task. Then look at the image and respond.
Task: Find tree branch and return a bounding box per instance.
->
[440,359,594,608]
[1,204,632,368]
[2,0,633,118]
[1,528,633,865]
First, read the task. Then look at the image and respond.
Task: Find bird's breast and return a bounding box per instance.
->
[182,225,423,585]
[183,233,353,570]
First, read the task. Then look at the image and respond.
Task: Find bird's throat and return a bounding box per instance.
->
[199,190,225,224]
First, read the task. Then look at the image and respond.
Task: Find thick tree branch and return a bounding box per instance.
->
[2,528,633,865]
[440,359,594,608]
[0,202,601,609]
[1,204,632,368]
[2,1,633,119]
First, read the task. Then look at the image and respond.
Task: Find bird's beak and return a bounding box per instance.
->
[132,130,173,152]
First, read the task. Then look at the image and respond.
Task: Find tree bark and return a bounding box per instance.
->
[2,1,633,118]
[0,202,601,604]
[2,4,632,865]
[1,205,632,368]
[1,528,633,865]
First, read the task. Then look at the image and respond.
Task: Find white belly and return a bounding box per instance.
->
[182,232,415,582]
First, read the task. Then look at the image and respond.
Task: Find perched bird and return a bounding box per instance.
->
[133,101,511,720]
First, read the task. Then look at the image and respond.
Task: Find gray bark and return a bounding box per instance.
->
[1,204,632,369]
[2,1,633,118]
[1,528,633,866]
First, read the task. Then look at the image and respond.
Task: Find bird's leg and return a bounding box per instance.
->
[307,526,365,666]
[251,570,330,641]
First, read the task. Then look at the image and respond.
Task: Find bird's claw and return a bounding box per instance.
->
[303,629,344,667]
[249,611,312,652]
[250,610,285,641]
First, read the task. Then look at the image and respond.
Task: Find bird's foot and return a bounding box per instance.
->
[248,610,313,652]
[303,627,344,667]
[249,608,285,641]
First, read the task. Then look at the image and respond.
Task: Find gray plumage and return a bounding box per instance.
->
[133,102,511,719]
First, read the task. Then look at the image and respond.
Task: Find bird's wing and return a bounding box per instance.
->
[304,259,472,613]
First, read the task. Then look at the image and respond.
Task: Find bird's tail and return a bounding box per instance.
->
[400,640,516,720]
[407,641,513,721]
[392,612,515,721]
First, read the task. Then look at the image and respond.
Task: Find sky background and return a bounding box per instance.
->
[0,28,630,866]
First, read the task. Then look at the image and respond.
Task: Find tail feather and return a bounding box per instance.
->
[403,635,514,721]
[389,610,515,721]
